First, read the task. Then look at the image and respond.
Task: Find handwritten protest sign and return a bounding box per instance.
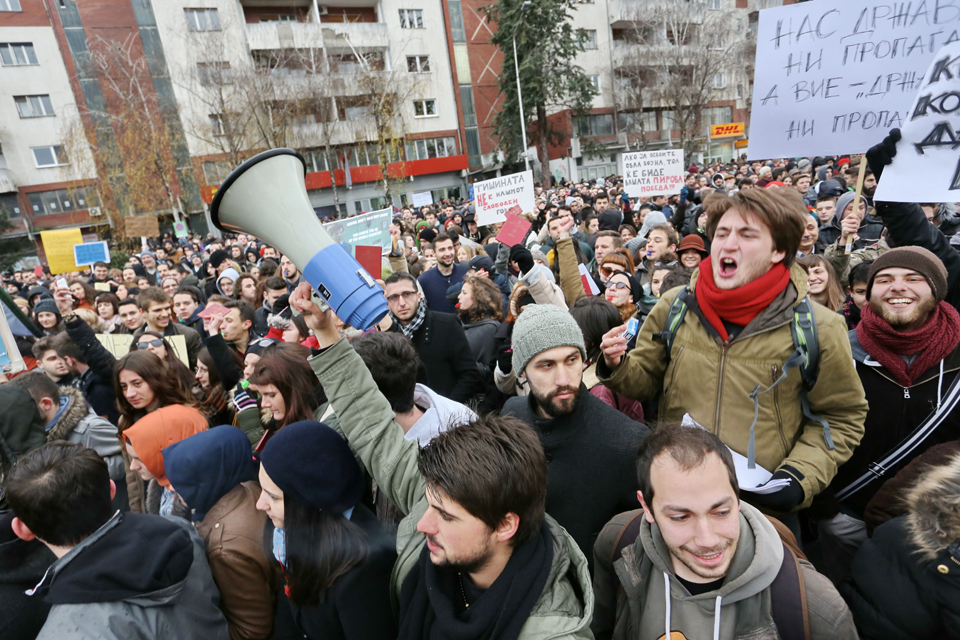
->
[322,208,391,257]
[749,0,960,159]
[40,228,83,274]
[124,215,159,238]
[73,241,109,267]
[875,42,960,202]
[620,150,685,196]
[473,170,535,226]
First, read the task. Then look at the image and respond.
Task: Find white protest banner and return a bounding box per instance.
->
[749,0,960,160]
[875,41,960,202]
[412,191,433,208]
[473,170,535,226]
[322,208,392,256]
[620,150,685,196]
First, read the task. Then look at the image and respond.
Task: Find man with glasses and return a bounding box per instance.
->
[383,272,481,403]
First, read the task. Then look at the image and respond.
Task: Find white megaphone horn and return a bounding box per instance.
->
[211,149,388,330]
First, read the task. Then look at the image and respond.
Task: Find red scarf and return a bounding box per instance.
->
[695,257,791,343]
[856,302,960,387]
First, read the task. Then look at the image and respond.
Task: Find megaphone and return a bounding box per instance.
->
[211,149,388,330]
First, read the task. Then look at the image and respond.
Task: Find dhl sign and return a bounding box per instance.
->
[710,123,745,138]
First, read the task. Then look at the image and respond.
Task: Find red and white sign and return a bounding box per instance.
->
[621,150,685,196]
[473,170,535,226]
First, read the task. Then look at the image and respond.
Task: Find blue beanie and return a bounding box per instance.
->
[259,421,363,513]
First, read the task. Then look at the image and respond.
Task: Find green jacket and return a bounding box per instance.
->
[309,339,595,639]
[600,264,866,508]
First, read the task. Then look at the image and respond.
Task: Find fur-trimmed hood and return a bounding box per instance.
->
[906,451,960,559]
[47,386,93,443]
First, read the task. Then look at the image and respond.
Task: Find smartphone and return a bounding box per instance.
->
[620,317,639,342]
[55,278,68,291]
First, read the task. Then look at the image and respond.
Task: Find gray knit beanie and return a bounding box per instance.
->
[511,304,586,374]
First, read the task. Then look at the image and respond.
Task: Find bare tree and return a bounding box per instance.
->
[613,0,746,162]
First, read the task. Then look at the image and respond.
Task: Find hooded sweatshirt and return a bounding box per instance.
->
[31,511,230,640]
[217,268,240,297]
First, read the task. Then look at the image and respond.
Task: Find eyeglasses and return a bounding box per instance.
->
[600,266,626,278]
[137,339,164,349]
[386,291,419,303]
[605,281,630,291]
[251,338,279,348]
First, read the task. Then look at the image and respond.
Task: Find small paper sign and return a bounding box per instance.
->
[73,241,110,267]
[197,302,229,319]
[94,282,112,292]
[495,215,532,248]
[355,245,382,281]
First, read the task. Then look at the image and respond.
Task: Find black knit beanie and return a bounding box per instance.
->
[866,246,948,303]
[259,420,363,513]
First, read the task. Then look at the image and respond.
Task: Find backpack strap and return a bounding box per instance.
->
[791,297,834,452]
[770,542,811,640]
[610,510,645,565]
[654,286,692,353]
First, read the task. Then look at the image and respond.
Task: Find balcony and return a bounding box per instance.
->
[245,21,389,52]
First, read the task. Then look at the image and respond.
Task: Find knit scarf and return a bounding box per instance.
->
[397,521,554,640]
[393,301,426,339]
[856,302,960,387]
[695,257,791,343]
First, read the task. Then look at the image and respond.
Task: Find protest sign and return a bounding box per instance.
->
[94,282,112,292]
[322,208,392,257]
[124,215,159,238]
[354,246,383,280]
[874,42,960,202]
[73,241,109,267]
[473,170,535,226]
[620,150,685,196]
[0,303,25,374]
[173,221,188,238]
[749,0,960,159]
[97,334,188,366]
[412,191,433,208]
[495,214,533,247]
[40,228,83,274]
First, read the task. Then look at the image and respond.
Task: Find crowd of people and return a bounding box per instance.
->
[0,128,958,640]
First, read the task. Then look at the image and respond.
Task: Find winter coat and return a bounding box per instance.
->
[48,386,124,484]
[818,208,884,250]
[179,306,208,340]
[0,511,55,640]
[386,309,481,404]
[592,504,857,640]
[269,505,397,640]
[502,387,649,566]
[63,316,120,423]
[32,512,230,640]
[309,339,595,639]
[599,265,868,508]
[823,236,889,287]
[819,333,960,518]
[417,263,468,314]
[843,453,960,639]
[462,317,499,379]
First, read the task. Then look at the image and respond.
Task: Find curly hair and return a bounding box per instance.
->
[459,276,504,324]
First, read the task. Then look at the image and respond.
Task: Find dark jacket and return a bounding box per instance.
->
[32,512,230,640]
[64,316,120,423]
[819,209,884,250]
[418,263,468,314]
[820,332,960,518]
[843,453,960,640]
[502,387,649,566]
[270,505,398,640]
[462,317,500,380]
[0,511,56,640]
[388,309,482,403]
[180,306,208,340]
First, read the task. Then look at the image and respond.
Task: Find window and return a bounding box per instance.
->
[460,86,477,127]
[619,111,657,133]
[185,8,221,32]
[661,110,678,130]
[404,137,456,160]
[701,106,733,135]
[709,0,722,8]
[708,35,724,50]
[413,99,437,117]
[711,72,725,89]
[0,193,21,219]
[0,0,22,11]
[197,62,232,86]
[209,114,226,136]
[0,43,37,66]
[580,29,597,50]
[407,55,430,73]
[14,95,54,118]
[588,75,601,92]
[32,145,68,168]
[201,161,233,184]
[28,187,99,216]
[399,9,423,28]
[259,14,297,22]
[303,148,339,172]
[573,114,614,137]
[448,1,466,42]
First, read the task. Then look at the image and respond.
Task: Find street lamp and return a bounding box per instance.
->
[513,0,532,171]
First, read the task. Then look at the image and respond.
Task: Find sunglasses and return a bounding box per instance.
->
[605,281,630,291]
[600,266,626,278]
[137,339,164,349]
[250,338,279,348]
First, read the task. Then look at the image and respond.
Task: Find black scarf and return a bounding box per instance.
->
[397,520,554,640]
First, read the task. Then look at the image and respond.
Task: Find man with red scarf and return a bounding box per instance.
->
[815,246,960,585]
[597,188,867,521]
